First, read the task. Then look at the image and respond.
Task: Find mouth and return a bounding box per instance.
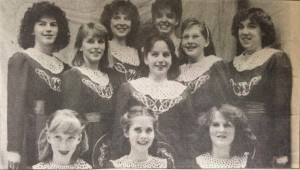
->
[184,46,197,51]
[217,135,227,139]
[115,26,129,33]
[137,141,149,145]
[58,150,70,155]
[157,22,171,30]
[155,65,167,70]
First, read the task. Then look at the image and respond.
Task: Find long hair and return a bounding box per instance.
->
[179,18,216,64]
[72,22,109,72]
[18,1,70,51]
[100,0,140,47]
[37,109,88,163]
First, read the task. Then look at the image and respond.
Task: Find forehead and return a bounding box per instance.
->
[49,131,80,136]
[240,18,258,25]
[84,30,105,39]
[151,40,170,51]
[130,116,154,127]
[113,9,130,16]
[183,24,202,34]
[211,111,228,122]
[38,15,56,22]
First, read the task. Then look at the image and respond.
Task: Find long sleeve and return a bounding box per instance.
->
[7,53,31,152]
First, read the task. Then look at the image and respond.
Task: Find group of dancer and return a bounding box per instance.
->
[6,0,292,169]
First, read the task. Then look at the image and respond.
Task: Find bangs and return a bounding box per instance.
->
[49,115,83,135]
[114,7,132,19]
[82,23,108,39]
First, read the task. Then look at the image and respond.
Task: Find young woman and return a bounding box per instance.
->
[190,104,259,168]
[32,109,91,169]
[100,0,141,90]
[228,7,292,168]
[61,22,114,165]
[177,18,228,116]
[110,34,196,168]
[7,2,70,169]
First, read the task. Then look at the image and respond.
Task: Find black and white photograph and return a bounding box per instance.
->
[0,0,299,169]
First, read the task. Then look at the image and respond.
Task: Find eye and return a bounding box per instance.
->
[224,122,233,128]
[238,24,244,30]
[68,136,76,141]
[87,38,95,44]
[50,22,58,27]
[146,128,153,133]
[166,13,175,19]
[182,35,189,40]
[112,15,120,20]
[163,52,171,58]
[38,22,46,26]
[150,52,159,57]
[248,23,257,29]
[155,13,163,19]
[134,127,142,133]
[211,123,220,127]
[54,135,61,140]
[124,16,131,21]
[192,34,199,39]
[98,39,105,44]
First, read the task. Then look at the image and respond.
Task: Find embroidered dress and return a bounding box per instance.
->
[227,48,292,167]
[32,159,92,169]
[110,77,196,168]
[110,41,141,90]
[61,67,115,165]
[106,155,173,169]
[7,48,70,168]
[177,56,227,115]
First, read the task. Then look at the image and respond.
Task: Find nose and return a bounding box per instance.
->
[240,27,249,35]
[218,125,225,132]
[45,24,53,32]
[140,132,147,139]
[59,140,68,149]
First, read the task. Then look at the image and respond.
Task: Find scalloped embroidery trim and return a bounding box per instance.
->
[233,48,280,72]
[75,67,109,86]
[35,69,61,92]
[177,55,221,82]
[130,77,187,99]
[110,41,140,66]
[196,152,248,168]
[111,155,167,168]
[24,48,64,74]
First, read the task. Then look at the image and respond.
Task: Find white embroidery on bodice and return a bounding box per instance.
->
[230,76,262,96]
[110,41,140,66]
[114,62,138,81]
[233,48,280,71]
[35,69,61,92]
[24,48,64,74]
[196,152,248,168]
[111,155,167,168]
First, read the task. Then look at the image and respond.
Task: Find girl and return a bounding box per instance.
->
[190,104,259,168]
[176,18,228,116]
[100,0,141,90]
[61,22,114,165]
[110,34,196,168]
[7,2,70,169]
[106,106,173,168]
[228,8,292,168]
[32,109,91,169]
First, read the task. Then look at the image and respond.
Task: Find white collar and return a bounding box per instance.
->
[233,48,280,71]
[130,77,187,99]
[75,66,109,86]
[109,41,140,66]
[111,155,167,168]
[177,55,221,82]
[24,48,64,74]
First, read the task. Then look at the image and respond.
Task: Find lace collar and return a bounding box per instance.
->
[196,152,248,168]
[32,159,92,169]
[24,48,64,74]
[75,66,109,86]
[130,77,187,99]
[110,41,140,66]
[111,155,167,168]
[177,55,221,82]
[233,48,280,72]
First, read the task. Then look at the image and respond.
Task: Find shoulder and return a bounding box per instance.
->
[32,162,50,169]
[8,52,31,65]
[63,67,82,77]
[75,159,92,169]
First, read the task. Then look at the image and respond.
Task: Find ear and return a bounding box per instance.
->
[204,39,210,48]
[46,132,52,144]
[76,134,82,144]
[123,129,129,138]
[144,56,149,65]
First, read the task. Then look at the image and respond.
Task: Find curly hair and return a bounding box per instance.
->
[37,109,88,163]
[72,22,109,72]
[192,104,257,157]
[100,0,140,47]
[141,34,180,80]
[151,0,182,29]
[179,18,216,64]
[18,1,70,51]
[231,8,276,54]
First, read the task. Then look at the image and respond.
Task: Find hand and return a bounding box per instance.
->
[273,155,288,168]
[7,151,21,170]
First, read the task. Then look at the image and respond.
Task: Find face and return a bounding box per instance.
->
[181,25,208,60]
[125,116,155,152]
[209,111,235,148]
[153,7,178,35]
[145,40,172,79]
[33,16,58,47]
[80,33,106,66]
[47,131,81,160]
[110,11,132,39]
[238,18,263,54]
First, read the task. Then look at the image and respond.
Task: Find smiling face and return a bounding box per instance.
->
[209,111,235,148]
[153,7,178,35]
[181,24,208,61]
[33,16,58,48]
[238,18,263,54]
[145,40,172,79]
[80,32,106,67]
[110,11,132,40]
[125,116,155,153]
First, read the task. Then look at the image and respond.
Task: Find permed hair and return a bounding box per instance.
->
[192,104,257,157]
[231,8,276,54]
[72,22,109,72]
[180,18,216,64]
[151,0,182,29]
[18,1,70,51]
[37,109,88,163]
[100,0,140,47]
[141,34,180,80]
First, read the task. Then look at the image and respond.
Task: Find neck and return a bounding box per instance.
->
[244,46,262,56]
[128,148,150,162]
[111,37,127,46]
[189,53,205,64]
[169,32,178,45]
[52,154,72,166]
[34,44,53,56]
[211,145,231,159]
[82,58,99,71]
[148,73,168,83]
